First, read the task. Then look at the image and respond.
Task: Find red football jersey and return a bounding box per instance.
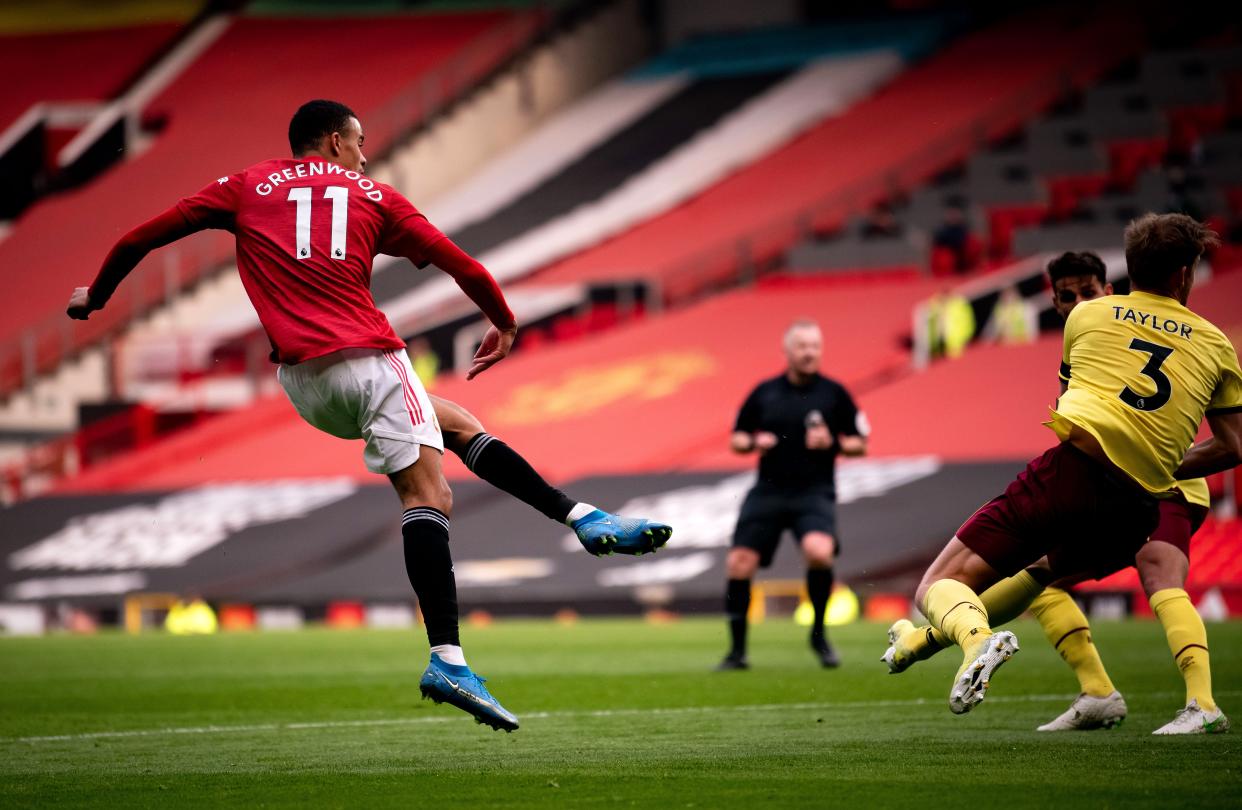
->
[177,158,446,364]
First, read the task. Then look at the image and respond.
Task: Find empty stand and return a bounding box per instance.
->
[531,9,1144,299]
[451,72,791,257]
[0,24,184,131]
[0,7,539,398]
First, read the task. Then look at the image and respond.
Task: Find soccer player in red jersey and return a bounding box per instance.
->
[67,100,670,732]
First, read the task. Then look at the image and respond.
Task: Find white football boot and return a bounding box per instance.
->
[1152,700,1230,735]
[1036,691,1127,731]
[949,630,1019,715]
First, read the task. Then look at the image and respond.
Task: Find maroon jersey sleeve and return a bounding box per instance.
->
[176,173,243,230]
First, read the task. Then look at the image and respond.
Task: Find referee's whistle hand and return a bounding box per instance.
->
[805,425,834,450]
[754,432,779,453]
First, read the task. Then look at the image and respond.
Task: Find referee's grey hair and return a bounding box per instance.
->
[783,319,821,347]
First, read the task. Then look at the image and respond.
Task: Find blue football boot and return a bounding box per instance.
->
[418,654,519,732]
[572,509,672,557]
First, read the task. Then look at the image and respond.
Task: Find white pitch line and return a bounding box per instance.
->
[10,689,1238,745]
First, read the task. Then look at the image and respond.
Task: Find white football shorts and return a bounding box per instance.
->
[277,347,443,474]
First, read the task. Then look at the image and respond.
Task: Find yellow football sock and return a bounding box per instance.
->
[979,570,1045,626]
[913,572,1046,655]
[922,579,992,660]
[1029,587,1115,698]
[1150,588,1216,712]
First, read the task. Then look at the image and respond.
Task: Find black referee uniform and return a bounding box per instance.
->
[721,372,867,668]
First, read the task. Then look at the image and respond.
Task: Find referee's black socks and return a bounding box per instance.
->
[459,432,577,523]
[725,579,751,656]
[401,507,460,649]
[807,567,834,639]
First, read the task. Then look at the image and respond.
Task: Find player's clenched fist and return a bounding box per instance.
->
[66,287,96,320]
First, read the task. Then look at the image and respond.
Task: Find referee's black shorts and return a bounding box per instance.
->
[732,483,839,568]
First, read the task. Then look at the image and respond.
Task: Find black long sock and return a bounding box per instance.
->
[726,578,751,656]
[402,507,460,647]
[459,433,577,523]
[807,567,834,639]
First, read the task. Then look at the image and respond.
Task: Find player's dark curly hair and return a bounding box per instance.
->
[1047,251,1107,285]
[1125,213,1220,291]
[288,100,357,155]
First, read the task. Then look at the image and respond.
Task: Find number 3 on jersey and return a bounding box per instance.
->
[1120,338,1174,412]
[287,186,348,260]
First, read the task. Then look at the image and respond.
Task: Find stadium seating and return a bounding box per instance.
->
[0,23,185,131]
[100,18,937,394]
[529,9,1144,300]
[853,42,1242,273]
[0,7,537,396]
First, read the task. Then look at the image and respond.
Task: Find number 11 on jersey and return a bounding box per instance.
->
[287,186,349,260]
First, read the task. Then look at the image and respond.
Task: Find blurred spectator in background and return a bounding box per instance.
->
[1163,166,1205,222]
[409,337,440,387]
[984,287,1037,345]
[926,288,976,359]
[861,201,903,239]
[932,202,979,274]
[165,596,218,635]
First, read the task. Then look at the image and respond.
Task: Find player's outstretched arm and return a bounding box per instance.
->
[1175,410,1242,479]
[67,206,202,320]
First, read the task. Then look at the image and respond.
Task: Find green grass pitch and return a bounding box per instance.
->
[2,617,1240,808]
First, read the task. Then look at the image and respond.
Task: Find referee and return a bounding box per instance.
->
[718,320,869,670]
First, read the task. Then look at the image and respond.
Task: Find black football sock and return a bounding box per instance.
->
[807,567,834,640]
[401,507,460,648]
[458,432,578,523]
[726,578,752,657]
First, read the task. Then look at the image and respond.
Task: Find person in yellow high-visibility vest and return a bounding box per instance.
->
[166,597,218,635]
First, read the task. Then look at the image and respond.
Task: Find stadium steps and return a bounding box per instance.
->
[0,19,189,133]
[449,72,794,256]
[355,19,948,347]
[376,0,654,219]
[93,15,931,402]
[526,7,1145,300]
[413,74,686,236]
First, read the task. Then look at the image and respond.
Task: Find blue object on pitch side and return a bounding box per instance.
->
[572,509,673,557]
[419,654,519,732]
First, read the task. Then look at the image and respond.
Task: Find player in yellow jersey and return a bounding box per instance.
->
[883,250,1229,733]
[898,214,1242,720]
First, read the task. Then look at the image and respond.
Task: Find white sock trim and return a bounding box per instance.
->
[565,502,597,525]
[430,644,467,667]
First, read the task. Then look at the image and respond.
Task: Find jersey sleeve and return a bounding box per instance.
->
[830,386,868,437]
[1207,342,1242,415]
[378,191,448,267]
[1059,304,1085,383]
[176,173,242,230]
[734,386,763,433]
